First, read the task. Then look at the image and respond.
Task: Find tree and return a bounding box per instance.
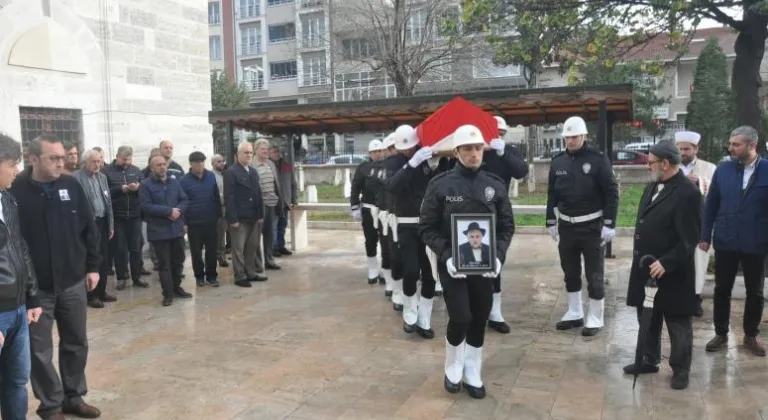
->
[211,70,249,156]
[686,37,733,162]
[468,0,767,154]
[330,0,481,97]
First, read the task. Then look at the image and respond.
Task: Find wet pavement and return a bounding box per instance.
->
[30,231,768,419]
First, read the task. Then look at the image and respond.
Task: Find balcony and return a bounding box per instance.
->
[300,34,325,50]
[240,39,263,56]
[299,0,325,9]
[237,6,261,20]
[302,72,327,86]
[243,77,265,91]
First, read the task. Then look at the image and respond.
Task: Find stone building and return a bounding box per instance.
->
[0,0,212,168]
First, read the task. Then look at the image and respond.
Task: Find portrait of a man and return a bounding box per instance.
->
[458,221,491,268]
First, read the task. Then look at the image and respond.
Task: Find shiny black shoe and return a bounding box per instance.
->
[378,276,385,285]
[622,363,659,375]
[415,325,434,339]
[393,303,403,312]
[403,321,415,334]
[487,320,510,334]
[385,290,393,298]
[444,376,461,393]
[464,383,486,399]
[556,318,584,330]
[670,371,689,390]
[581,327,601,337]
[368,276,378,285]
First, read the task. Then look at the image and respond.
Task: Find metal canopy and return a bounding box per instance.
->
[209,84,634,135]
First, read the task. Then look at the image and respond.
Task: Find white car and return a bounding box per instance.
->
[324,154,368,165]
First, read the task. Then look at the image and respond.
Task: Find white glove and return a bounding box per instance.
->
[446,258,466,279]
[408,147,434,168]
[601,226,615,246]
[351,208,362,222]
[490,139,505,156]
[547,225,558,242]
[482,258,503,278]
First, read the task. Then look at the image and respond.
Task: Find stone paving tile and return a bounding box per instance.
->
[23,231,768,419]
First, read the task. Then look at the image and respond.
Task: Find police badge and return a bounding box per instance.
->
[582,162,591,174]
[484,186,495,201]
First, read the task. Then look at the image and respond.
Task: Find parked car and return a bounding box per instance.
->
[612,150,649,165]
[624,142,655,153]
[324,154,368,165]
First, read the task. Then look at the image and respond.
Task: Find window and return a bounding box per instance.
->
[270,60,297,80]
[350,156,366,164]
[615,151,635,161]
[406,9,427,41]
[302,17,325,48]
[208,2,221,25]
[269,23,296,43]
[303,57,325,85]
[238,0,259,19]
[437,6,461,38]
[334,71,396,102]
[243,66,265,91]
[342,39,374,59]
[268,0,292,5]
[344,134,355,154]
[240,27,261,55]
[332,156,350,164]
[209,36,222,60]
[472,57,521,78]
[19,107,83,165]
[421,53,452,82]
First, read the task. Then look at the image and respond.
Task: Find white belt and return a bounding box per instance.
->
[389,213,399,242]
[362,203,377,210]
[557,210,603,224]
[397,217,419,224]
[379,210,390,236]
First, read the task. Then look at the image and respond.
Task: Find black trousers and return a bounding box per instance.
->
[558,220,605,300]
[88,217,110,301]
[188,222,218,280]
[713,250,767,336]
[442,269,493,347]
[361,208,378,257]
[635,307,693,374]
[114,218,143,282]
[493,275,502,293]
[29,282,89,417]
[389,229,403,281]
[378,225,391,270]
[398,225,435,298]
[152,237,186,298]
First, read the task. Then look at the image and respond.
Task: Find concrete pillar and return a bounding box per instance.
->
[298,165,305,192]
[307,185,318,203]
[343,168,351,198]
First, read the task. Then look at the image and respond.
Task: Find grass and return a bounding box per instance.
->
[299,183,645,227]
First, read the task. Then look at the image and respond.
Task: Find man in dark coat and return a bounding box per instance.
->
[458,222,491,268]
[623,140,701,391]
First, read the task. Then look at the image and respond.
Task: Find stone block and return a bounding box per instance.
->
[155,70,198,90]
[154,17,191,39]
[189,57,210,75]
[127,6,158,29]
[126,66,155,86]
[110,22,144,45]
[180,38,207,57]
[153,31,181,51]
[181,6,206,24]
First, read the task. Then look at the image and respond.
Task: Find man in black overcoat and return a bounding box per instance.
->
[623,140,701,391]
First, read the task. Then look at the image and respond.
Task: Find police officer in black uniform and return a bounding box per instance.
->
[379,134,405,311]
[419,124,515,399]
[546,116,619,337]
[372,134,395,298]
[350,139,387,284]
[385,124,442,339]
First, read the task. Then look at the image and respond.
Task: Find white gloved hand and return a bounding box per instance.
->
[350,207,362,222]
[490,139,505,156]
[547,225,558,242]
[446,258,466,279]
[601,226,616,246]
[482,258,503,278]
[408,147,434,168]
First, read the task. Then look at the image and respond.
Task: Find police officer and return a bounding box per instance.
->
[385,124,441,339]
[350,139,387,284]
[379,133,405,310]
[482,116,528,334]
[419,125,515,399]
[546,116,619,336]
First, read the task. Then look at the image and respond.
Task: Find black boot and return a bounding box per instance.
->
[444,376,461,393]
[464,383,486,399]
[556,318,584,330]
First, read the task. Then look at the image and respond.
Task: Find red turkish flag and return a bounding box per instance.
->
[415,97,499,152]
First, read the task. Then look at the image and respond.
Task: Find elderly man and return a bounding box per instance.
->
[702,125,768,357]
[140,155,191,307]
[103,146,149,290]
[623,140,700,390]
[269,146,297,257]
[159,139,184,179]
[253,139,283,270]
[675,131,717,317]
[10,134,102,419]
[225,142,266,287]
[74,149,117,309]
[211,154,229,267]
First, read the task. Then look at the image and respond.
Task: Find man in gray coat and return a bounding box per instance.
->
[252,139,283,269]
[74,149,117,308]
[269,146,297,256]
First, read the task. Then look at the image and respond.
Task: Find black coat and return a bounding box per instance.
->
[626,170,701,316]
[223,163,264,224]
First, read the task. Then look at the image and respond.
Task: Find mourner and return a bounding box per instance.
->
[374,134,397,299]
[675,131,717,317]
[482,116,528,334]
[419,124,515,399]
[701,125,768,357]
[350,139,387,284]
[545,116,619,336]
[380,134,406,311]
[624,140,700,390]
[385,124,441,339]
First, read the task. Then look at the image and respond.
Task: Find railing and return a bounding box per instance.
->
[301,35,325,49]
[299,0,325,8]
[243,77,265,91]
[237,6,260,19]
[302,72,327,86]
[240,41,263,56]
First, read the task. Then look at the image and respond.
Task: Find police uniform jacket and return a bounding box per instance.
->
[482,145,529,190]
[372,158,390,212]
[380,154,408,215]
[545,145,619,228]
[385,153,439,218]
[350,158,377,209]
[418,163,515,266]
[626,170,701,316]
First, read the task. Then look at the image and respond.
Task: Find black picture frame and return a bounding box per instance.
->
[451,213,497,275]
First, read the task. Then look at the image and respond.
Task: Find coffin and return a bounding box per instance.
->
[415,97,499,152]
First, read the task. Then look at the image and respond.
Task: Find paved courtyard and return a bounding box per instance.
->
[34,231,768,419]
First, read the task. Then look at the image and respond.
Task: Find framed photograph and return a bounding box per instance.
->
[451,213,497,275]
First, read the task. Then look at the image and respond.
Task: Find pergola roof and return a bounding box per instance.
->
[208,84,634,135]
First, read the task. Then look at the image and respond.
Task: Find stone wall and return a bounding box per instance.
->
[0,0,212,169]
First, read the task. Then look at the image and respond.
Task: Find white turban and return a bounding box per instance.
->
[674,131,701,146]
